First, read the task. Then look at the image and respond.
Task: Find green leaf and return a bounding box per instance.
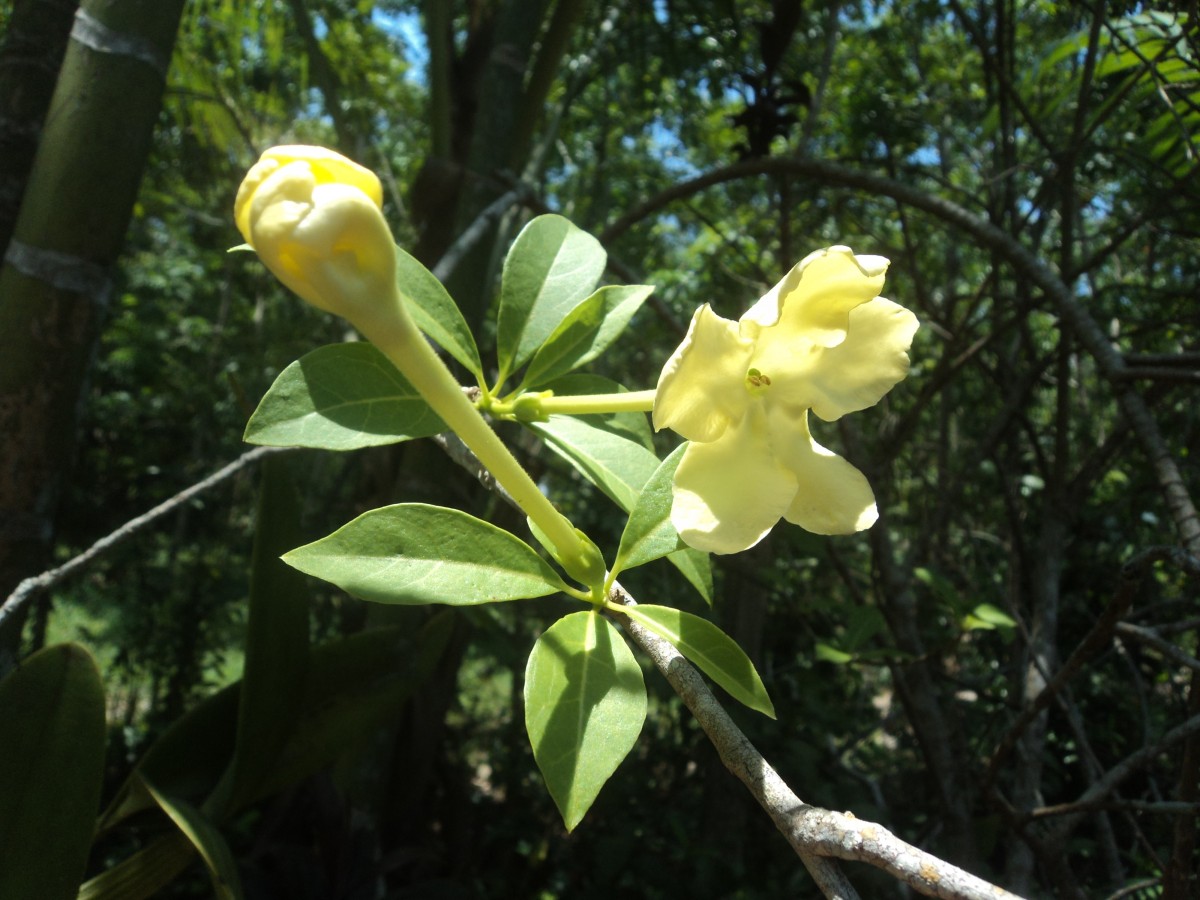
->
[532,418,711,601]
[524,610,646,831]
[85,613,444,900]
[214,455,310,816]
[141,780,243,900]
[496,215,606,383]
[815,643,854,665]
[244,343,445,450]
[520,284,654,389]
[77,834,196,900]
[666,547,714,605]
[0,643,106,900]
[396,244,483,379]
[842,605,887,651]
[99,683,240,832]
[531,414,661,512]
[613,443,688,575]
[964,603,1017,631]
[284,503,569,605]
[620,605,775,718]
[914,565,966,614]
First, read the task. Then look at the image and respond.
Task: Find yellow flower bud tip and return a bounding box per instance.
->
[653,246,919,554]
[234,146,397,326]
[235,146,383,244]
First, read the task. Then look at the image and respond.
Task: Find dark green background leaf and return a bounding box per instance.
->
[0,643,106,900]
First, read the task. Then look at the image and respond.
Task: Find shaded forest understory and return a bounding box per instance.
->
[1,1,1198,898]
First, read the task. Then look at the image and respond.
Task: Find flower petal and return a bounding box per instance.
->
[744,246,888,351]
[235,155,282,244]
[804,297,919,421]
[261,145,384,205]
[773,411,878,535]
[235,147,383,243]
[243,162,397,321]
[653,304,753,443]
[670,405,797,554]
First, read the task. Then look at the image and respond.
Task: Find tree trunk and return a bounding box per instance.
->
[0,0,187,672]
[0,0,80,254]
[412,0,586,332]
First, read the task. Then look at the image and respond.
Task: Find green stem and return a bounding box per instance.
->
[489,389,657,421]
[536,390,656,416]
[358,292,588,573]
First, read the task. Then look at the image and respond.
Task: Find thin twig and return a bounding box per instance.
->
[1030,800,1200,821]
[983,546,1197,792]
[1116,622,1200,673]
[1109,366,1200,384]
[431,186,530,283]
[1125,352,1200,368]
[1044,710,1200,847]
[1104,878,1161,900]
[0,445,290,632]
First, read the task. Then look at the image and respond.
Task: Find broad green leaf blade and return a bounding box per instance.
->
[496,215,606,381]
[77,833,196,900]
[99,683,240,832]
[621,605,775,718]
[0,643,106,900]
[521,284,654,389]
[396,245,483,379]
[842,605,887,651]
[284,503,568,605]
[531,414,662,512]
[964,603,1018,632]
[141,780,243,900]
[531,417,711,601]
[244,342,445,450]
[215,455,310,815]
[613,443,688,575]
[666,548,713,605]
[972,603,1017,628]
[525,610,646,831]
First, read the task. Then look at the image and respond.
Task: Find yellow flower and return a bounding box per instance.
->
[234,145,398,330]
[652,246,919,554]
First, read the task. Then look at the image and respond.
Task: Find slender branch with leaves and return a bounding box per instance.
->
[211,144,1026,900]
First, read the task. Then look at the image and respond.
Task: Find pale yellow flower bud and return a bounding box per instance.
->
[236,146,602,591]
[234,145,398,330]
